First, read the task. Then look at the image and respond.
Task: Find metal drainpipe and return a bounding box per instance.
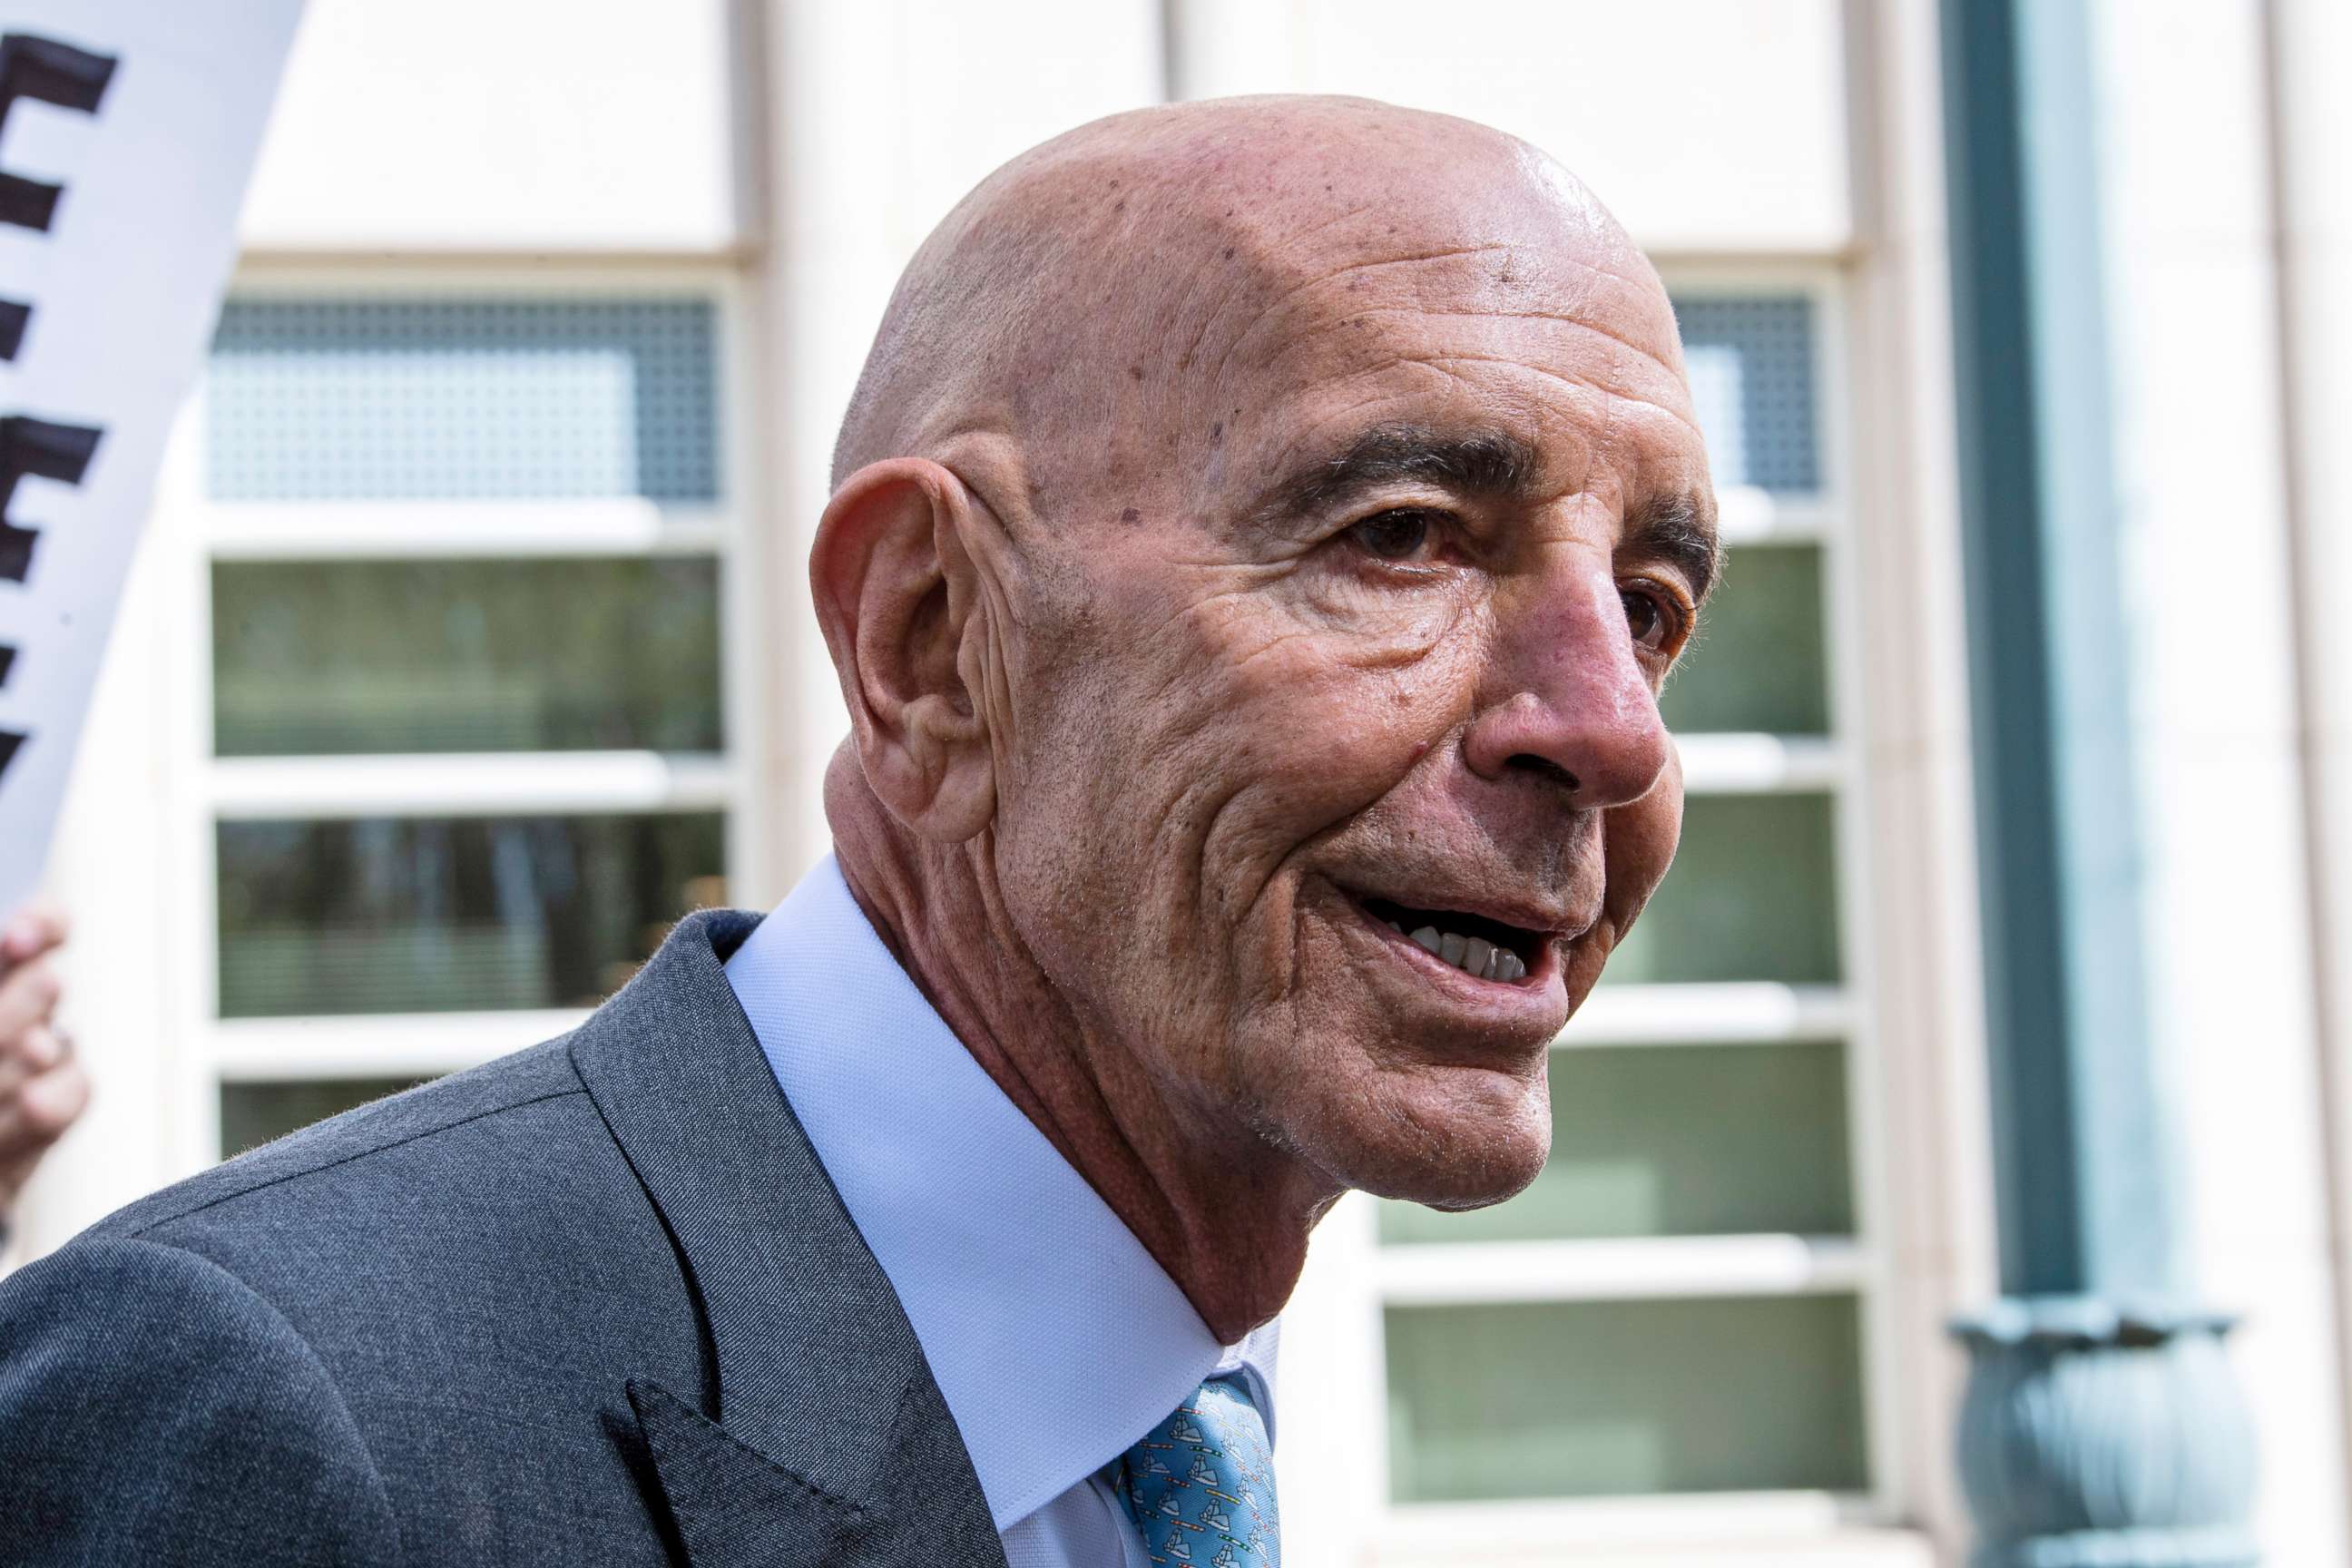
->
[1937,0,2260,1562]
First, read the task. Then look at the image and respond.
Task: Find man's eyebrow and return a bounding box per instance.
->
[1250,420,1720,599]
[1252,423,1540,525]
[1623,491,1721,603]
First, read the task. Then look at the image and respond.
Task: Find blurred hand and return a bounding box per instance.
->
[0,904,90,1222]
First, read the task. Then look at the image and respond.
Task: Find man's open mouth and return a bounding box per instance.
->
[1352,894,1545,984]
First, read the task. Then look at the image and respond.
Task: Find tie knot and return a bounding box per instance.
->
[1116,1377,1279,1566]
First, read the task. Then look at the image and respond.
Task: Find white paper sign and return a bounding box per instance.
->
[0,2,303,911]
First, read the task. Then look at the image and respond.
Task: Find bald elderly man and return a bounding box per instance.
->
[0,97,1716,1567]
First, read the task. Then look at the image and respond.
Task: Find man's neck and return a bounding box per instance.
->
[826,775,1329,1343]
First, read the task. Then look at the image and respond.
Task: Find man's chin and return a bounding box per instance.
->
[1275,1063,1553,1211]
[1353,1145,1550,1211]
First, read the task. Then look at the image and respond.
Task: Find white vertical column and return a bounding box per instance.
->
[2270,0,2352,1528]
[1269,1193,1386,1568]
[2092,0,2348,1558]
[1161,0,1308,99]
[1839,1,1998,1557]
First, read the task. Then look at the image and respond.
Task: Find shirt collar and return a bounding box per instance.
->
[723,855,1279,1532]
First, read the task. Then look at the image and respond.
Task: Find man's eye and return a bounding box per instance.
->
[1347,508,1438,562]
[1622,586,1675,651]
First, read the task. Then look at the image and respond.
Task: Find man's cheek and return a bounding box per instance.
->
[1602,784,1684,927]
[1220,594,1483,730]
[1226,678,1436,832]
[1186,562,1478,670]
[1294,579,1481,669]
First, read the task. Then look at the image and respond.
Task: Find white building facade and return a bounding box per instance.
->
[15,3,2352,1564]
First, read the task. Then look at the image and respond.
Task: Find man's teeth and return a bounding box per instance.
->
[1385,919,1528,982]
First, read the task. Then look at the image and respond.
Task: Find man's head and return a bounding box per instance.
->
[813,96,1716,1218]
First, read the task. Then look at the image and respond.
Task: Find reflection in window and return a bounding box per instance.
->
[1386,1295,1868,1501]
[1661,544,1829,736]
[208,297,721,503]
[216,812,726,1017]
[1671,295,1818,494]
[1602,792,1842,986]
[212,557,724,756]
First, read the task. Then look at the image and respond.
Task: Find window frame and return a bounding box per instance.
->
[1272,263,1933,1565]
[152,260,771,1174]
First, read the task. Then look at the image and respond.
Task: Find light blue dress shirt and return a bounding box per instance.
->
[723,856,1279,1568]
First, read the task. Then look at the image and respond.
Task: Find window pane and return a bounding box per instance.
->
[1385,1296,1868,1501]
[1602,793,1841,985]
[220,1077,433,1159]
[216,812,725,1017]
[1378,1043,1853,1243]
[212,557,724,756]
[208,297,721,502]
[1660,545,1829,735]
[1671,295,1818,493]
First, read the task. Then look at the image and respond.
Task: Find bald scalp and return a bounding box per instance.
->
[829,95,1677,533]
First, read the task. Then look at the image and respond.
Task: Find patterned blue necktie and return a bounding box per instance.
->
[1115,1376,1279,1567]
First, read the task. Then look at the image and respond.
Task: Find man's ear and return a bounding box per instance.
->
[808,458,999,842]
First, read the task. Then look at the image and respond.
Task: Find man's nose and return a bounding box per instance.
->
[1460,563,1673,808]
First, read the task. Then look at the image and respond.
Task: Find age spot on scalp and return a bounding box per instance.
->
[1121,507,1143,525]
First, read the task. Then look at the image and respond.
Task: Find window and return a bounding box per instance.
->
[1279,275,1900,1561]
[166,278,760,1164]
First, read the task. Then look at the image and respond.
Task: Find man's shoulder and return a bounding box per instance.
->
[0,1230,407,1563]
[0,1033,679,1563]
[95,1030,593,1244]
[0,911,877,1563]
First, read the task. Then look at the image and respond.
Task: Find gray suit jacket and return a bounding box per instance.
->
[0,911,1011,1567]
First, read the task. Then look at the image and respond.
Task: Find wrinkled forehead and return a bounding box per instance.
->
[949,105,1700,533]
[1238,137,1673,350]
[1054,104,1682,382]
[1212,199,1686,396]
[1175,149,1697,505]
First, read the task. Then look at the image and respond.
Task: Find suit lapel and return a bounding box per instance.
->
[626,1380,873,1567]
[571,911,1007,1568]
